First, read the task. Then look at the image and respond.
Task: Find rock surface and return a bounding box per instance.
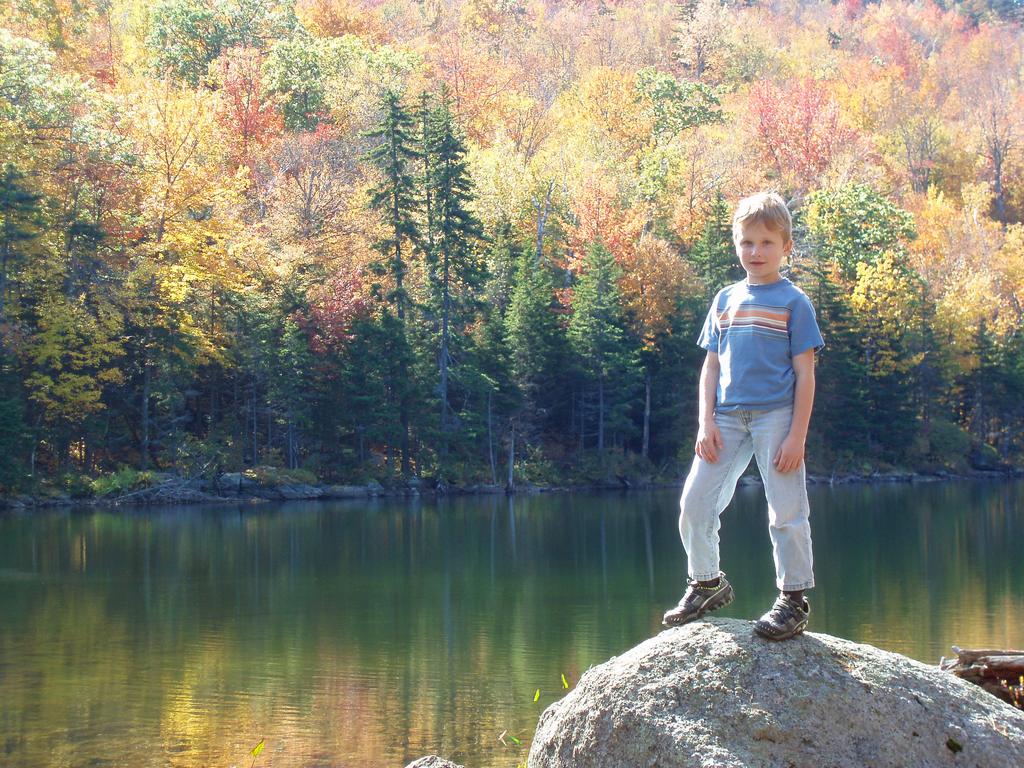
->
[529,618,1024,768]
[404,757,464,768]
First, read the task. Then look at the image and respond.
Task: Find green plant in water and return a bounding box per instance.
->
[249,738,265,767]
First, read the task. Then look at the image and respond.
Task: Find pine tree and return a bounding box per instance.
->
[505,238,565,430]
[0,353,26,490]
[568,242,642,455]
[0,163,44,326]
[790,252,869,463]
[363,90,422,476]
[689,191,741,303]
[421,87,486,466]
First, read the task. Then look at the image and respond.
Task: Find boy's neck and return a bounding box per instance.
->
[745,274,784,286]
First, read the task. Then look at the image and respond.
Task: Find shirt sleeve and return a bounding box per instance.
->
[697,294,721,350]
[789,293,825,356]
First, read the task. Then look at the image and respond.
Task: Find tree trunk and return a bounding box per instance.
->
[597,378,605,453]
[642,372,651,459]
[141,361,151,470]
[487,390,496,485]
[439,245,451,460]
[506,420,515,493]
[534,181,553,266]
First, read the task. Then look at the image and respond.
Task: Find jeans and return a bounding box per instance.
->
[678,405,815,592]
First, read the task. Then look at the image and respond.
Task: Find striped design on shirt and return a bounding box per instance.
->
[718,303,790,340]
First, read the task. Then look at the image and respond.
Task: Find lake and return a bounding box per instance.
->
[1,480,1022,767]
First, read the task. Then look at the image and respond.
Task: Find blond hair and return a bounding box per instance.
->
[732,192,792,243]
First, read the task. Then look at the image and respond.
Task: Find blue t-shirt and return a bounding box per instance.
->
[698,278,824,412]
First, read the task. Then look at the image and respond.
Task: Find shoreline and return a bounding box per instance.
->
[3,466,1023,511]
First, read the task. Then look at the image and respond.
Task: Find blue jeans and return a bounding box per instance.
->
[678,405,815,591]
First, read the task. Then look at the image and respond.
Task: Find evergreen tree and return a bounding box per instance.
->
[0,353,26,490]
[0,163,44,326]
[421,87,486,466]
[568,242,642,455]
[791,251,869,463]
[505,243,565,430]
[689,191,741,302]
[363,90,422,476]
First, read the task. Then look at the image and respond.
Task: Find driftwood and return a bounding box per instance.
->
[941,646,1024,710]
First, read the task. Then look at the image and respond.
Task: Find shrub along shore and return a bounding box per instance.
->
[3,461,1022,510]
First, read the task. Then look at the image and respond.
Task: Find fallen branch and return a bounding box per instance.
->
[942,646,1024,710]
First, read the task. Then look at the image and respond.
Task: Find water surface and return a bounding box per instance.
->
[1,480,1021,767]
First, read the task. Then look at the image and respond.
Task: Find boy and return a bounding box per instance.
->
[663,192,824,641]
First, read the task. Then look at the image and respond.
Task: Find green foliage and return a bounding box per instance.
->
[805,185,917,279]
[0,356,27,491]
[568,242,642,453]
[925,419,972,469]
[262,33,331,130]
[505,246,566,426]
[242,465,318,486]
[0,162,44,321]
[147,0,298,86]
[90,467,156,497]
[688,190,742,302]
[635,68,724,137]
[363,90,421,316]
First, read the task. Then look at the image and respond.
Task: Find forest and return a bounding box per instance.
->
[1,0,1022,494]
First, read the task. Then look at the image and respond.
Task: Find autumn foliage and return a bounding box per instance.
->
[1,0,1023,489]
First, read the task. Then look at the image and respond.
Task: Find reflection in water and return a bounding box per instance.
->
[0,481,1022,767]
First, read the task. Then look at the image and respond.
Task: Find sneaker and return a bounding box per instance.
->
[753,594,810,640]
[662,573,735,626]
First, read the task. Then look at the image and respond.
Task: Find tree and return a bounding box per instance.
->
[147,0,297,86]
[568,242,641,455]
[749,79,857,194]
[805,184,916,280]
[362,89,422,475]
[0,353,27,490]
[422,87,486,464]
[0,163,44,325]
[213,46,284,172]
[263,33,332,131]
[505,241,566,432]
[687,190,741,303]
[849,253,926,460]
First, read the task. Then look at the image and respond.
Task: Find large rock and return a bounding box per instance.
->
[529,618,1024,768]
[404,757,464,768]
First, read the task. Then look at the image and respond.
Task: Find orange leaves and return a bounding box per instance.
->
[565,172,644,273]
[619,236,699,347]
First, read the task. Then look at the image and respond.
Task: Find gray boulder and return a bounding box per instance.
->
[277,483,322,500]
[404,757,464,768]
[529,618,1024,768]
[322,484,370,499]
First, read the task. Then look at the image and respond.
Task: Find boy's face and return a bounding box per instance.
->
[734,219,792,285]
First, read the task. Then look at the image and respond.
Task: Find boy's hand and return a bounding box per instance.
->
[696,422,724,463]
[773,433,805,473]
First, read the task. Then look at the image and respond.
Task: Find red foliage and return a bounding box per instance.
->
[565,173,645,273]
[215,47,284,169]
[749,79,857,193]
[302,269,369,354]
[874,26,920,80]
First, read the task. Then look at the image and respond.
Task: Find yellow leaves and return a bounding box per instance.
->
[563,67,652,162]
[25,294,125,425]
[850,253,925,377]
[620,236,700,348]
[118,75,240,246]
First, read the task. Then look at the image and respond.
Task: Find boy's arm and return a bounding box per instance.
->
[773,348,815,473]
[696,351,724,463]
